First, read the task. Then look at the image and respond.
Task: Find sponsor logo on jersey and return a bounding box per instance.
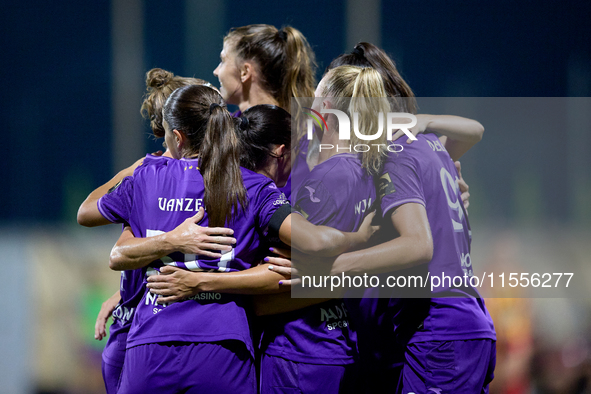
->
[108,179,123,193]
[378,173,396,198]
[294,204,309,220]
[320,302,350,331]
[112,305,134,325]
[305,186,321,203]
[354,198,372,215]
[188,292,222,301]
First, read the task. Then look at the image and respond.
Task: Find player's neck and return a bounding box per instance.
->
[239,86,279,112]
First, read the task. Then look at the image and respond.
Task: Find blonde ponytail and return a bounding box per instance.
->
[321,66,391,175]
[349,67,390,174]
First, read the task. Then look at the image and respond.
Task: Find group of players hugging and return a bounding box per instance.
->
[78,24,495,394]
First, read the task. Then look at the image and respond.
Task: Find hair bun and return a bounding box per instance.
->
[146,68,174,88]
[351,46,365,58]
[277,29,288,41]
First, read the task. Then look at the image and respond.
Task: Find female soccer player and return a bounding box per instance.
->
[144,42,483,393]
[213,24,317,199]
[325,42,485,393]
[303,60,495,392]
[89,68,233,394]
[120,69,385,394]
[78,85,375,393]
[328,42,484,161]
[78,85,289,393]
[253,66,393,394]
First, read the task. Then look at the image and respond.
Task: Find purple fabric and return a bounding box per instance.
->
[278,175,292,201]
[118,341,256,394]
[262,153,375,365]
[260,354,360,394]
[260,299,357,365]
[401,339,496,394]
[344,294,405,367]
[276,135,310,201]
[101,268,146,368]
[101,359,122,394]
[289,136,310,199]
[380,134,496,344]
[98,155,289,355]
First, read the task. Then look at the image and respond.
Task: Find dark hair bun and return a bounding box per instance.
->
[351,45,365,58]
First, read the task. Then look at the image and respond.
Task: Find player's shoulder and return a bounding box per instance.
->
[140,154,174,167]
[241,166,272,186]
[309,153,361,183]
[386,134,445,167]
[240,166,281,196]
[133,154,175,175]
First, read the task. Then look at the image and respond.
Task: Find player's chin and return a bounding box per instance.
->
[221,88,233,103]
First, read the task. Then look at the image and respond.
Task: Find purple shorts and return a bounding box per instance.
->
[118,341,256,394]
[401,339,496,394]
[101,360,122,394]
[260,354,360,394]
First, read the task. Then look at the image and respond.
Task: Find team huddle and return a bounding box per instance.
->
[78,24,495,394]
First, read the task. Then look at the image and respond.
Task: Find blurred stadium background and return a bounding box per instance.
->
[1,0,590,393]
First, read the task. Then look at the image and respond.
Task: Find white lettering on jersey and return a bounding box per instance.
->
[427,139,446,152]
[354,198,372,215]
[157,197,204,212]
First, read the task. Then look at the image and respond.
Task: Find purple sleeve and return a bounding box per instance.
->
[97,176,134,224]
[294,179,335,225]
[380,156,426,217]
[256,182,289,232]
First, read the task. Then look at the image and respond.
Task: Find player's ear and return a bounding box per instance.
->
[240,61,253,84]
[273,144,287,158]
[173,129,186,151]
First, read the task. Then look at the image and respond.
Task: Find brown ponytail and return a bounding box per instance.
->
[200,104,248,227]
[280,26,316,107]
[163,85,247,227]
[281,26,317,136]
[141,68,212,138]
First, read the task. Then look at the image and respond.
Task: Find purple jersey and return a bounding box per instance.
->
[97,155,288,356]
[101,267,146,368]
[380,133,495,343]
[284,136,311,200]
[261,153,374,364]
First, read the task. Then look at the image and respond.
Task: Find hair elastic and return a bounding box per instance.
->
[351,46,365,57]
[209,103,221,114]
[239,116,250,131]
[278,29,288,41]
